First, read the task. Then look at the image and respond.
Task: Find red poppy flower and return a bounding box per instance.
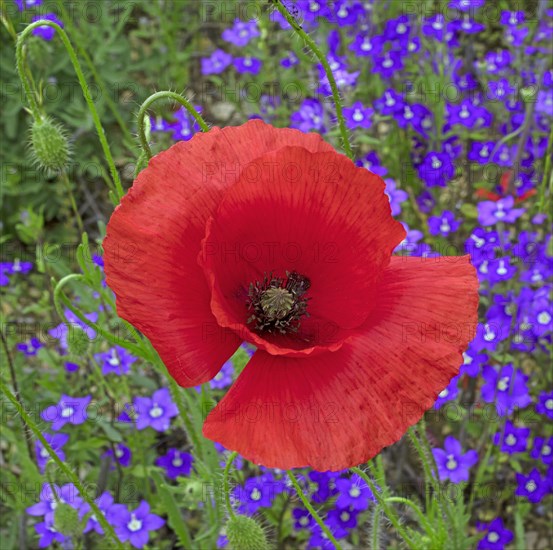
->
[104,120,478,471]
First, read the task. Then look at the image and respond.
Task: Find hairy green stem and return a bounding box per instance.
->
[223,451,238,519]
[350,466,416,549]
[52,274,144,357]
[0,330,34,462]
[370,503,382,549]
[54,0,135,146]
[273,1,354,160]
[287,471,342,550]
[60,172,85,235]
[537,126,552,214]
[0,378,124,549]
[16,21,124,199]
[137,91,209,160]
[385,497,433,534]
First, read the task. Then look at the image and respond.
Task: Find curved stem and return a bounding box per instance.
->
[54,0,135,146]
[137,91,209,160]
[15,28,41,119]
[350,467,416,550]
[274,1,353,160]
[0,378,124,549]
[223,451,238,519]
[16,21,124,199]
[52,274,144,357]
[287,471,342,550]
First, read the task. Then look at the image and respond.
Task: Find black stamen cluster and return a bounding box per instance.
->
[246,271,311,334]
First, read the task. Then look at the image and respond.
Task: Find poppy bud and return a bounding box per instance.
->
[67,327,90,355]
[30,116,70,173]
[520,86,537,103]
[54,502,81,536]
[225,515,269,550]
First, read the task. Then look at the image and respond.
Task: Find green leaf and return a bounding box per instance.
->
[97,420,123,442]
[151,470,192,549]
[460,203,478,219]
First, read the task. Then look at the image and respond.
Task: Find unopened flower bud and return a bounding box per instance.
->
[30,116,70,173]
[54,502,81,536]
[67,327,90,355]
[226,515,269,550]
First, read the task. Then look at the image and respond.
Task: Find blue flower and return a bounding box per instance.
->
[434,376,460,409]
[129,388,179,432]
[326,506,358,538]
[94,345,136,376]
[201,49,232,75]
[103,443,132,467]
[343,101,373,129]
[14,0,43,10]
[155,448,194,480]
[292,507,314,530]
[384,179,408,216]
[417,151,455,187]
[432,436,478,483]
[334,474,374,511]
[530,436,553,465]
[167,106,202,142]
[35,432,69,473]
[109,500,165,548]
[356,151,388,177]
[536,390,553,420]
[492,420,530,454]
[0,260,32,286]
[290,98,325,133]
[234,56,262,75]
[477,197,525,226]
[221,19,259,47]
[210,359,234,390]
[41,394,92,431]
[233,474,284,515]
[27,483,83,524]
[428,210,461,237]
[480,364,532,416]
[31,13,63,41]
[79,491,118,535]
[476,517,513,549]
[515,468,549,503]
[48,308,98,351]
[17,337,43,356]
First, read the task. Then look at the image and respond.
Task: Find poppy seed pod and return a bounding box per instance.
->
[67,327,90,356]
[30,116,70,173]
[226,515,269,550]
[54,503,81,537]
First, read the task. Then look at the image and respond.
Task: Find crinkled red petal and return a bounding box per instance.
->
[203,255,478,470]
[103,121,333,385]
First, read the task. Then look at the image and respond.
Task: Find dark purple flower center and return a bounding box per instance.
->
[246,271,310,334]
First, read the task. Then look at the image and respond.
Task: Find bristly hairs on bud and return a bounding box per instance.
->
[29,115,71,174]
[54,502,82,537]
[67,326,90,356]
[225,514,270,550]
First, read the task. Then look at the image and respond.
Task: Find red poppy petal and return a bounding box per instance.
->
[104,121,333,386]
[201,146,405,355]
[203,255,478,470]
